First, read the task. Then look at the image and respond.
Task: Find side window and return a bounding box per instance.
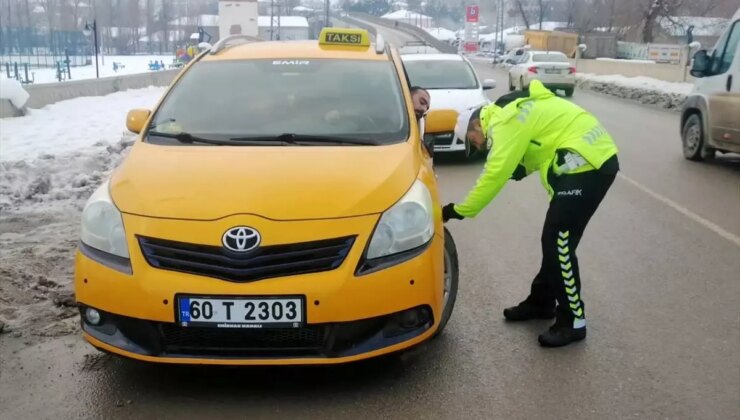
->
[710,21,739,75]
[718,22,740,74]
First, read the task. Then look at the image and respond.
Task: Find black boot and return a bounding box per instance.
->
[538,324,587,347]
[503,301,555,321]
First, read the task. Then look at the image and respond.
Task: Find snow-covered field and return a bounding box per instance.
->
[0,87,164,340]
[1,55,175,84]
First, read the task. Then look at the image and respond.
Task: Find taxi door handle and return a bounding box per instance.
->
[727,74,733,92]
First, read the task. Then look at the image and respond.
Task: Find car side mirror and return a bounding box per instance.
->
[126,108,151,134]
[690,50,711,78]
[423,109,459,158]
[482,79,496,90]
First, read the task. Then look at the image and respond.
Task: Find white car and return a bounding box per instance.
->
[508,50,576,96]
[401,53,495,159]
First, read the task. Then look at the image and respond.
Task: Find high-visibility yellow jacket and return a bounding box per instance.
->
[454,80,618,218]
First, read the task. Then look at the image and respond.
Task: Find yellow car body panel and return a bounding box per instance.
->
[74,29,452,365]
[110,142,421,220]
[75,211,444,325]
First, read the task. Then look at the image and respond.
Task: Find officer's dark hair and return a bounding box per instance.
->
[467,106,483,131]
[410,86,429,95]
[494,86,531,108]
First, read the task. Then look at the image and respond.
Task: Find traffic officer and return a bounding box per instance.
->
[443,80,619,347]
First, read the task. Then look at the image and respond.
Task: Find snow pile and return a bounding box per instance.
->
[0,86,166,340]
[596,58,656,64]
[0,79,30,108]
[0,86,164,162]
[0,138,134,212]
[576,73,693,110]
[425,27,457,42]
[1,85,164,212]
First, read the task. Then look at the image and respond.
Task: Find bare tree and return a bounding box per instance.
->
[39,0,59,52]
[537,0,545,30]
[514,0,531,29]
[606,0,616,31]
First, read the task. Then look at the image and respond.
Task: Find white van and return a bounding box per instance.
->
[681,8,740,161]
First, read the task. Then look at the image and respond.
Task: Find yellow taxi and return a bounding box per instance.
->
[74,28,459,365]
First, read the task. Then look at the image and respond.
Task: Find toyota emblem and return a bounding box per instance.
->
[222,227,261,253]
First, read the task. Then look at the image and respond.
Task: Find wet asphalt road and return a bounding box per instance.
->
[1,27,739,420]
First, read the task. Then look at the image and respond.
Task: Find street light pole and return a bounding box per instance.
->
[84,20,99,78]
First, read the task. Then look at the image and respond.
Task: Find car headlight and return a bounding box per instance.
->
[366,180,434,259]
[80,180,129,259]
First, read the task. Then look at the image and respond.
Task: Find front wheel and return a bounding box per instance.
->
[434,227,459,337]
[508,75,515,91]
[564,87,574,97]
[682,113,714,161]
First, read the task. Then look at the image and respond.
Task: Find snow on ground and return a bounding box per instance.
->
[576,73,692,110]
[596,58,657,64]
[0,86,165,162]
[576,73,693,95]
[1,55,175,84]
[0,86,166,340]
[0,79,30,108]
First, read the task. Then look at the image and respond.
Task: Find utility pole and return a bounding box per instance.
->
[83,20,99,78]
[325,0,330,28]
[270,0,274,40]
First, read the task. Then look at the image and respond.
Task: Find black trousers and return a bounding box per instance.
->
[526,155,619,328]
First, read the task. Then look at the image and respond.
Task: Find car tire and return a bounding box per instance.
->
[682,113,714,161]
[508,76,515,91]
[564,87,574,97]
[434,227,459,337]
[519,76,525,90]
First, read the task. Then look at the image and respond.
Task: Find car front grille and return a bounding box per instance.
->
[160,324,326,357]
[425,132,455,147]
[138,235,355,283]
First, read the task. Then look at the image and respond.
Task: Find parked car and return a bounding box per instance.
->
[508,50,576,96]
[681,7,740,161]
[401,51,495,159]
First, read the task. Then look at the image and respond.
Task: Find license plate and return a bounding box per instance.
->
[177,296,304,329]
[545,69,561,74]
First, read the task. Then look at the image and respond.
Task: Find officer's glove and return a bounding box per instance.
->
[510,164,527,181]
[442,203,464,223]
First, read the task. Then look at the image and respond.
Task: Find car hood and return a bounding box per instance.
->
[428,88,489,112]
[110,142,419,221]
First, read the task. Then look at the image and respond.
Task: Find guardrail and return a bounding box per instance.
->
[347,13,457,54]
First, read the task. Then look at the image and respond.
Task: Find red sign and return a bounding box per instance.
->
[464,41,478,52]
[466,5,479,23]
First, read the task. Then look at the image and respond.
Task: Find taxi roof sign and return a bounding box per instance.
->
[319,28,371,48]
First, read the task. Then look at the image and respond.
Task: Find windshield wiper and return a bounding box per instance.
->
[231,133,380,146]
[147,130,241,146]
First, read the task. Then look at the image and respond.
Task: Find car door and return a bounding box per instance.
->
[511,52,529,84]
[704,20,740,147]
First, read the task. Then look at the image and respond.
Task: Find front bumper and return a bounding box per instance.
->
[426,131,467,153]
[74,212,446,365]
[80,304,434,364]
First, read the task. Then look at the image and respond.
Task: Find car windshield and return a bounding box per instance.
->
[533,53,568,63]
[147,59,409,145]
[403,59,479,89]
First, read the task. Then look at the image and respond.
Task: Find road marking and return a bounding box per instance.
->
[618,173,740,247]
